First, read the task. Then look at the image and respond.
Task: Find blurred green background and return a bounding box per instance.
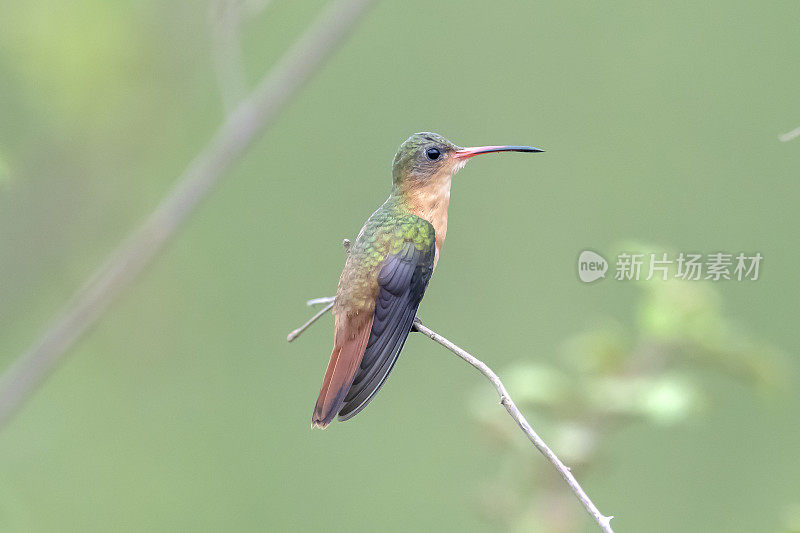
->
[1,0,799,531]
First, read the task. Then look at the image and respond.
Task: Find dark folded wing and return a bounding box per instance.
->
[338,239,434,421]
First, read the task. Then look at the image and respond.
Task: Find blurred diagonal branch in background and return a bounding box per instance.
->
[0,0,376,428]
[288,297,615,532]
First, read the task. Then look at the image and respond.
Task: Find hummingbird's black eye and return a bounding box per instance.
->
[425,147,441,160]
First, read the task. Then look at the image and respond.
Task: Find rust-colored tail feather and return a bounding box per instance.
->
[312,314,373,429]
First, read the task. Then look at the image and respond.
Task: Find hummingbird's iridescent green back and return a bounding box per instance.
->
[334,195,435,318]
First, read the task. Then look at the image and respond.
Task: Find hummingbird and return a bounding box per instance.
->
[312,132,543,428]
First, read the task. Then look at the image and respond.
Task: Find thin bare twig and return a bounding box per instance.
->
[288,298,615,532]
[286,240,349,341]
[286,299,335,342]
[0,0,377,429]
[305,296,337,306]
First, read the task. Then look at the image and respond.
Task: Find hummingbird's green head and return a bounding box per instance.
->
[392,132,460,187]
[391,132,544,188]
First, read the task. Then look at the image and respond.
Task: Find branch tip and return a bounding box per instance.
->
[306,296,335,306]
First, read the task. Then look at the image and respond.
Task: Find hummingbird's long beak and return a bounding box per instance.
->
[453,145,544,159]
